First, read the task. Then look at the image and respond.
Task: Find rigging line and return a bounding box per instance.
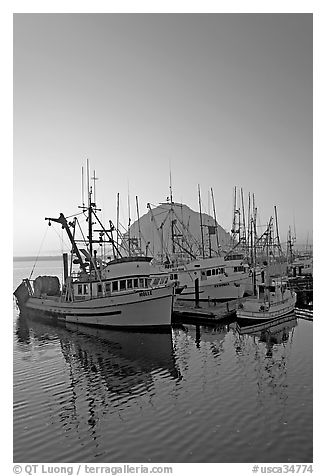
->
[65,211,86,219]
[76,218,88,248]
[50,224,71,251]
[28,225,50,280]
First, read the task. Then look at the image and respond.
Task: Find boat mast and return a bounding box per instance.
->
[169,167,175,257]
[128,185,131,256]
[136,195,142,253]
[231,186,236,245]
[87,160,93,269]
[198,184,205,259]
[116,192,120,254]
[274,205,282,257]
[250,217,257,295]
[210,187,220,255]
[241,187,246,250]
[247,192,251,255]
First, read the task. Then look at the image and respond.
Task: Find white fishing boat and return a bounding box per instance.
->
[14,165,174,329]
[169,253,251,303]
[236,280,296,322]
[146,187,257,303]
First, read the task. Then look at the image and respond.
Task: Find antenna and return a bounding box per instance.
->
[92,169,98,204]
[169,163,173,204]
[86,158,90,202]
[81,166,85,207]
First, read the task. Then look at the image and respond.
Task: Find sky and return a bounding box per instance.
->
[13,12,313,256]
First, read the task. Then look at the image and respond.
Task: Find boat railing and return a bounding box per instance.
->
[23,278,35,297]
[269,295,294,308]
[239,303,295,319]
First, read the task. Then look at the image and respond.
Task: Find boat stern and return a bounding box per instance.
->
[13,279,33,311]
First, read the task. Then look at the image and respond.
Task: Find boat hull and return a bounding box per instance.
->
[17,286,173,328]
[176,280,245,303]
[236,293,297,322]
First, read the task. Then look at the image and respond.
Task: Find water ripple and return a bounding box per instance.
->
[13,310,312,463]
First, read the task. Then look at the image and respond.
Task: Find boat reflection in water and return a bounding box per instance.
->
[15,312,182,401]
[231,314,297,357]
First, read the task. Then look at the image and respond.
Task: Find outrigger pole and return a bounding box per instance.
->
[45,213,87,272]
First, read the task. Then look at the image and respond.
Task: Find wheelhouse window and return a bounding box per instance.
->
[127,279,133,289]
[234,266,244,272]
[120,280,126,291]
[112,281,118,292]
[133,278,139,288]
[105,282,111,293]
[139,278,144,288]
[77,284,89,295]
[212,269,216,275]
[207,269,211,277]
[97,284,103,293]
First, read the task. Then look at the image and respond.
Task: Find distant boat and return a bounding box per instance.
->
[145,191,256,303]
[14,163,174,329]
[288,254,313,277]
[236,278,296,323]
[163,253,252,303]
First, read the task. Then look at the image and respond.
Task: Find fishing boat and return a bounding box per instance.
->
[236,277,296,323]
[146,190,255,303]
[167,253,251,303]
[14,165,174,329]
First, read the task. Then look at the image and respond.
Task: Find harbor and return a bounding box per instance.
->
[13,13,313,469]
[13,257,313,463]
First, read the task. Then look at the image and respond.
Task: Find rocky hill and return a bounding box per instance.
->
[120,201,232,260]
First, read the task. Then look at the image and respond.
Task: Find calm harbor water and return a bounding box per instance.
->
[13,259,313,463]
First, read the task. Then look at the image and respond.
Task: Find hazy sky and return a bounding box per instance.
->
[13,13,312,256]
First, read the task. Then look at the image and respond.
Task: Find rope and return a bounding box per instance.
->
[28,225,49,280]
[51,225,71,251]
[65,210,86,219]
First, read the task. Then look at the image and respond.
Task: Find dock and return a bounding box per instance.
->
[294,307,313,321]
[172,298,238,324]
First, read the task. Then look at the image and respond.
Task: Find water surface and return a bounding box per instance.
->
[13,260,313,463]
